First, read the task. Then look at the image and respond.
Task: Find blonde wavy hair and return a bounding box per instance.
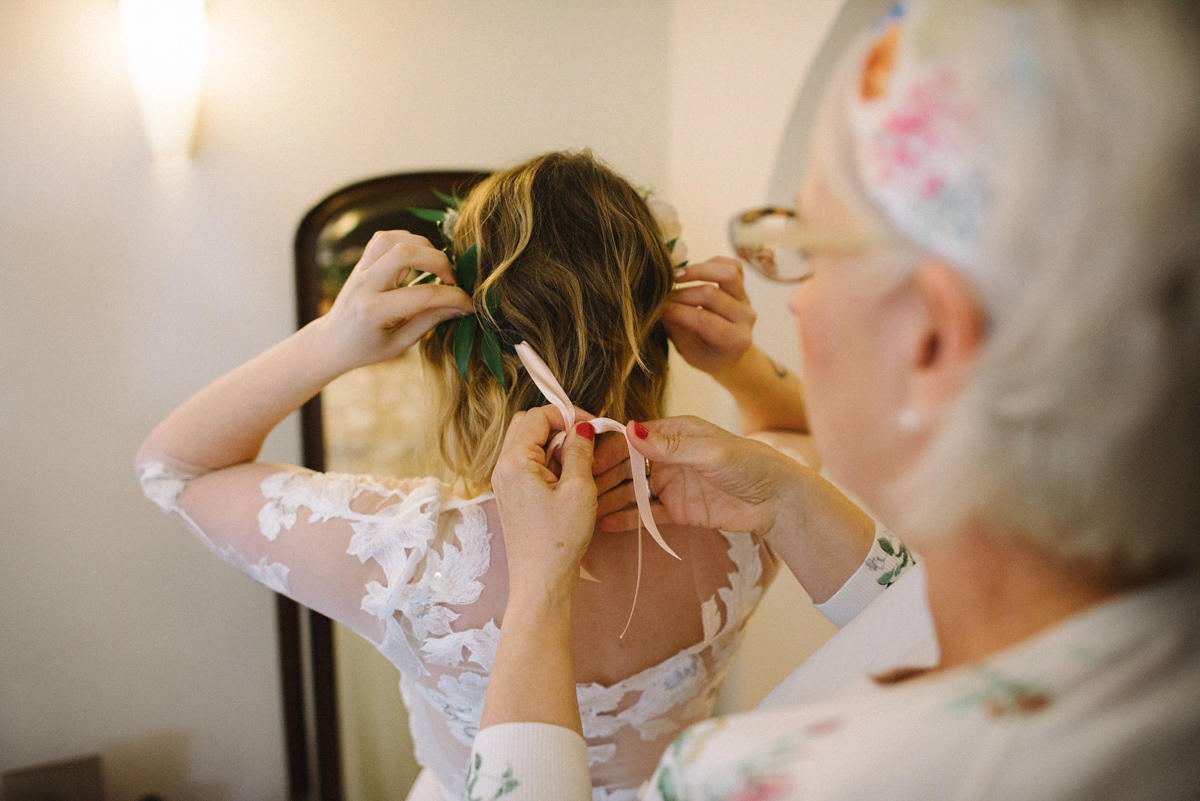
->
[419,150,674,491]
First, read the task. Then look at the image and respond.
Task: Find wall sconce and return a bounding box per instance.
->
[121,0,208,159]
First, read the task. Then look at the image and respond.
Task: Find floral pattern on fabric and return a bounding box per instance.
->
[464,752,520,801]
[137,460,191,514]
[138,459,775,801]
[866,535,914,587]
[221,546,291,595]
[576,531,765,746]
[648,716,838,801]
[632,573,1200,801]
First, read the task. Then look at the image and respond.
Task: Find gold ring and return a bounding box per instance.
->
[645,459,652,480]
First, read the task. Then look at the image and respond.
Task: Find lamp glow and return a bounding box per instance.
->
[121,0,208,159]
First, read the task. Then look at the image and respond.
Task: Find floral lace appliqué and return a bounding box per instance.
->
[237,472,768,801]
[137,460,191,514]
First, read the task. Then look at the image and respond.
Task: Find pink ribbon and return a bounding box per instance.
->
[515,341,680,636]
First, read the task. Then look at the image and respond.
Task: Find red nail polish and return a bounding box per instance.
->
[632,422,649,440]
[576,422,595,441]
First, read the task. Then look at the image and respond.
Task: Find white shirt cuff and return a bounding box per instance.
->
[470,723,592,801]
[815,525,918,628]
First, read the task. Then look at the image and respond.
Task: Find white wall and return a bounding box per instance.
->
[0,0,843,797]
[664,0,845,710]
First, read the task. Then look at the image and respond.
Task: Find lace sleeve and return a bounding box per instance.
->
[135,451,448,643]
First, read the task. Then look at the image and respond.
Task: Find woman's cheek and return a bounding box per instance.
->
[790,282,828,378]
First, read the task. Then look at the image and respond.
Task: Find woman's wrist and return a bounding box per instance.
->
[483,588,581,733]
[710,346,809,434]
[762,462,876,603]
[503,590,574,628]
[706,343,758,389]
[504,556,583,614]
[293,315,366,380]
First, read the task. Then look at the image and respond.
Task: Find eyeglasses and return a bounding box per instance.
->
[728,207,877,283]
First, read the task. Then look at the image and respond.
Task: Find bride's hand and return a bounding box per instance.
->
[492,406,598,606]
[316,230,475,371]
[663,257,755,379]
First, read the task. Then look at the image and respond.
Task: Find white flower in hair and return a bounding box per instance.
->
[440,208,459,240]
[646,195,688,268]
[647,196,681,240]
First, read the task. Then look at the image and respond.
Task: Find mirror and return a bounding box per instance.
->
[288,170,489,801]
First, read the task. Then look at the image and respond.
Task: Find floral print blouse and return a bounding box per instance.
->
[470,569,1200,801]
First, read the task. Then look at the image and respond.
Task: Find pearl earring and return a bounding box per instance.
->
[898,408,921,432]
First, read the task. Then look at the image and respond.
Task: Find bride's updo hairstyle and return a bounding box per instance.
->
[420,150,674,490]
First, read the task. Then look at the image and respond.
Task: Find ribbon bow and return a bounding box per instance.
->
[515,341,680,636]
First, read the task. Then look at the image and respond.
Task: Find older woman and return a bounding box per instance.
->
[470,0,1200,798]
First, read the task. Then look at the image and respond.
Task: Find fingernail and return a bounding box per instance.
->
[576,422,595,442]
[632,421,649,440]
[674,267,687,279]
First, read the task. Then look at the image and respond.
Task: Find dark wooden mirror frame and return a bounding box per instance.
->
[286,170,490,801]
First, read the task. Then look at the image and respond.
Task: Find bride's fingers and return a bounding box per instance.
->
[597,499,670,533]
[372,283,472,332]
[356,230,410,272]
[363,240,456,292]
[666,284,753,325]
[596,480,635,517]
[673,257,748,302]
[594,462,631,496]
[591,431,632,476]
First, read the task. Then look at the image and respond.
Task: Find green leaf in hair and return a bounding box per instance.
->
[432,188,461,209]
[453,314,478,382]
[480,327,506,389]
[455,244,478,294]
[411,192,522,391]
[407,207,446,224]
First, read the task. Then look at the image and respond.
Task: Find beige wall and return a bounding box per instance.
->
[0,1,841,798]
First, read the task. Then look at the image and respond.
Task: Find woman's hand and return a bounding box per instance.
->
[598,415,875,603]
[667,256,810,434]
[597,415,789,538]
[316,230,474,372]
[664,257,755,379]
[492,407,598,606]
[482,408,597,736]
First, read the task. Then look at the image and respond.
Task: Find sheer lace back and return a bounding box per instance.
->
[138,458,777,801]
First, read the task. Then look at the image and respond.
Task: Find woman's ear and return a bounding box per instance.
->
[911,259,987,410]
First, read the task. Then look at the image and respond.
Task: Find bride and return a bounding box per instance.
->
[136,150,898,800]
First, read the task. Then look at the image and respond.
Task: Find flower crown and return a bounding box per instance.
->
[406,188,688,388]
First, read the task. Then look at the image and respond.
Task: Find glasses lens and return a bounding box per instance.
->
[729,208,811,282]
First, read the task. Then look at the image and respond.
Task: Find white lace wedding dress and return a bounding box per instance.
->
[137,456,779,801]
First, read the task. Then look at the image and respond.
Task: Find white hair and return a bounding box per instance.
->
[813,0,1200,580]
